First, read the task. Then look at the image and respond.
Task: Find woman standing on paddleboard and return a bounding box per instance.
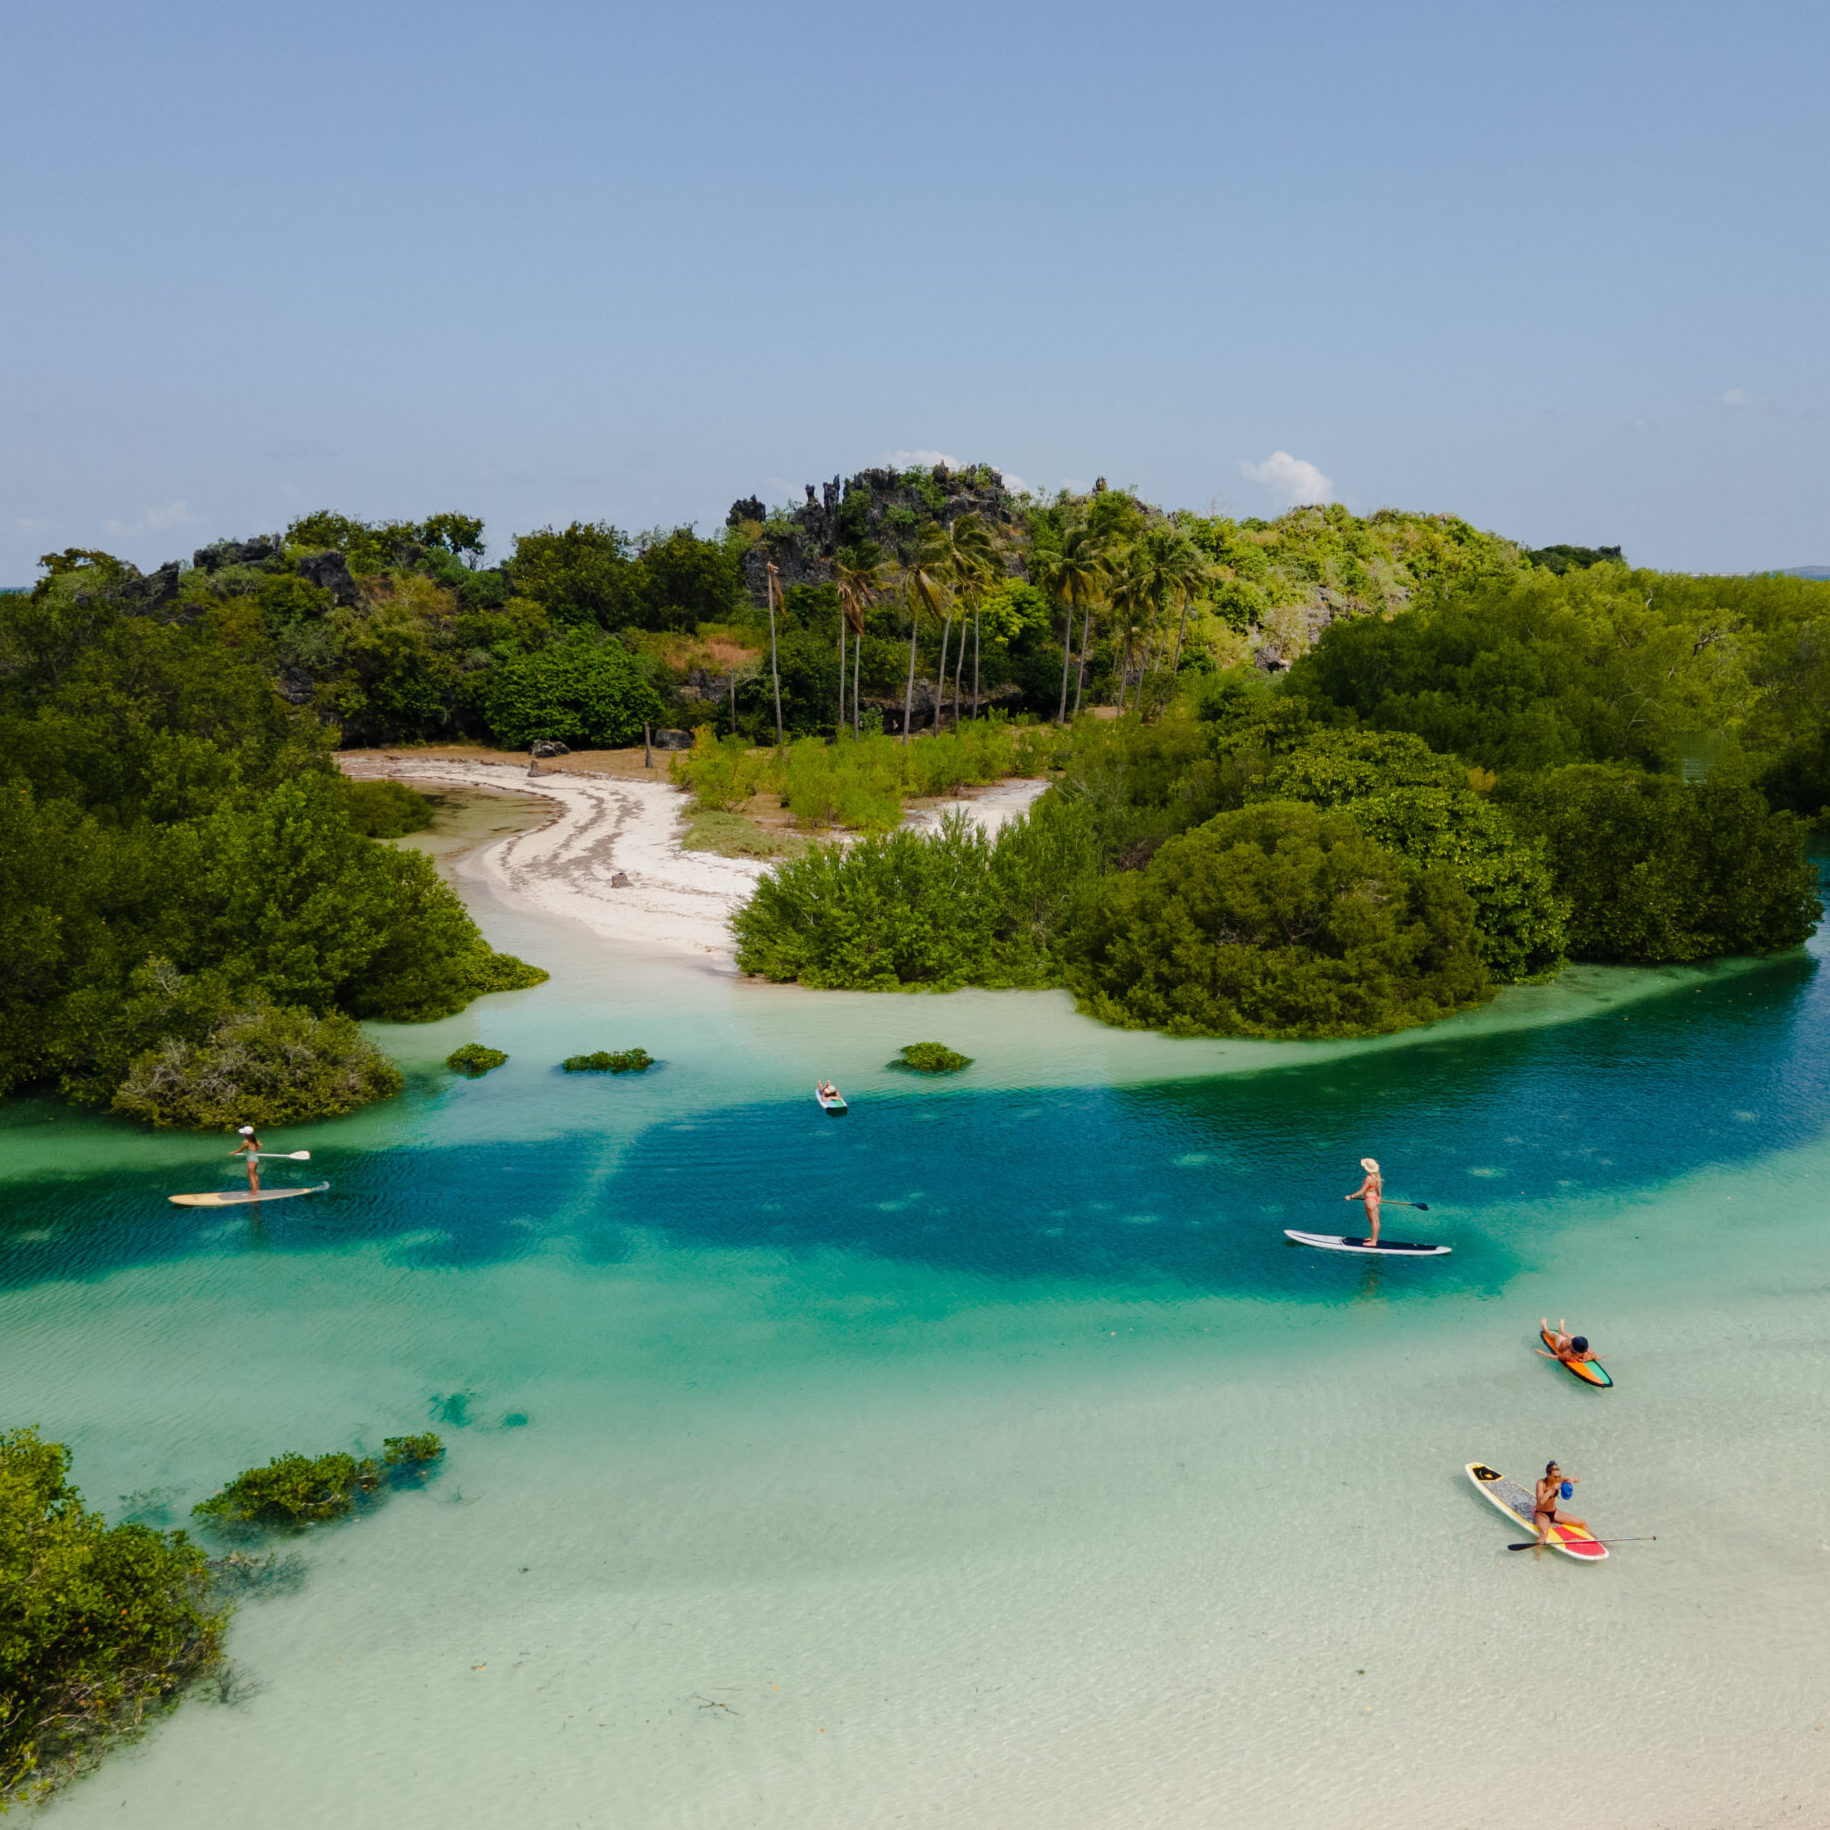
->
[1346,1157,1382,1246]
[232,1124,263,1197]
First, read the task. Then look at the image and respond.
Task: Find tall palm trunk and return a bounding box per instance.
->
[1073,599,1094,717]
[972,608,981,723]
[837,615,846,735]
[1056,597,1075,722]
[932,614,952,733]
[852,629,862,735]
[765,566,785,746]
[952,621,967,729]
[903,616,919,744]
[1170,596,1192,681]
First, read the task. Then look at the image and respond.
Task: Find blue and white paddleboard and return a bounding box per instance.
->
[1284,1230,1450,1256]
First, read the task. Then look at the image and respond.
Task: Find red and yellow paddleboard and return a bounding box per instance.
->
[1541,1327,1612,1387]
[1466,1462,1607,1561]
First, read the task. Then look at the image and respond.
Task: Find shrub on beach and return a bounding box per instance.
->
[446,1044,507,1076]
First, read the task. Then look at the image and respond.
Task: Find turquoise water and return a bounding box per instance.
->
[7,863,1830,1827]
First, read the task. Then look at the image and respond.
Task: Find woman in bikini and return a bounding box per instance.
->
[231,1124,264,1197]
[1534,1461,1589,1545]
[1345,1157,1383,1246]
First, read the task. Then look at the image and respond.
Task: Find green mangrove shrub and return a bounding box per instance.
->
[1072,802,1492,1038]
[896,1042,972,1074]
[191,1435,444,1533]
[111,1000,403,1129]
[1501,765,1821,962]
[561,1048,653,1073]
[340,778,435,837]
[1,1428,228,1808]
[446,1043,508,1076]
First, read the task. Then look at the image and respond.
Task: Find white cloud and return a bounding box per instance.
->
[15,516,50,535]
[103,500,194,537]
[1717,387,1769,412]
[884,448,962,472]
[1240,451,1333,509]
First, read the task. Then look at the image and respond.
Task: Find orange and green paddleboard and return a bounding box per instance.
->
[1541,1327,1612,1387]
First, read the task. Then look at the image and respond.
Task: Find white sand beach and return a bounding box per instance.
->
[339,753,1049,964]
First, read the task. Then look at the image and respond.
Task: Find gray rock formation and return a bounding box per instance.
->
[297,550,359,605]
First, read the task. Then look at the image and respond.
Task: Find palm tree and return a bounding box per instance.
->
[899,525,951,744]
[1030,517,1108,724]
[834,544,888,736]
[763,562,786,745]
[1105,543,1154,715]
[936,513,997,731]
[1155,529,1215,699]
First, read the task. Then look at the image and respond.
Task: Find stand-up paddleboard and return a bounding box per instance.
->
[1284,1230,1450,1256]
[169,1183,329,1208]
[1466,1462,1607,1561]
[1541,1327,1612,1387]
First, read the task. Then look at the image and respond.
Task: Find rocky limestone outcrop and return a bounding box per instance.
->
[731,462,1017,604]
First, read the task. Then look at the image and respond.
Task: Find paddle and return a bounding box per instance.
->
[228,1150,313,1161]
[1507,1536,1657,1550]
[1386,1200,1429,1211]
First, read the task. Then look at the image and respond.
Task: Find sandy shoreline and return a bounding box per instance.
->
[339,753,1047,965]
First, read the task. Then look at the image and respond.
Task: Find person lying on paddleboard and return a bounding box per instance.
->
[1537,1319,1598,1368]
[1345,1157,1383,1246]
[232,1124,263,1196]
[1534,1461,1589,1545]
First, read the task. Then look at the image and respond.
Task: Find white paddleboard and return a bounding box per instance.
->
[1284,1229,1450,1256]
[169,1182,330,1208]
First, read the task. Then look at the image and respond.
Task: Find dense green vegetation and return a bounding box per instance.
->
[1073,803,1490,1037]
[0,554,544,1124]
[191,1435,444,1533]
[446,1043,508,1076]
[560,1048,653,1073]
[340,778,435,837]
[2,1429,226,1807]
[731,546,1824,1038]
[9,473,1824,1063]
[895,1042,972,1073]
[671,721,1053,832]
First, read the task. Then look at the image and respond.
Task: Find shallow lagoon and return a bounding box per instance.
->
[6,867,1830,1828]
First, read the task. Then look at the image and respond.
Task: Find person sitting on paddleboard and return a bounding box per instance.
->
[1534,1461,1589,1545]
[232,1124,263,1196]
[1345,1157,1383,1246]
[1537,1319,1598,1367]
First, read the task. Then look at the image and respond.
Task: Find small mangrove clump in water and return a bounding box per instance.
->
[1,1428,229,1808]
[191,1435,444,1534]
[561,1048,654,1074]
[446,1043,508,1076]
[896,1042,973,1074]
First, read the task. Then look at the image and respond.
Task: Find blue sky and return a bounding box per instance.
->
[3,0,1825,579]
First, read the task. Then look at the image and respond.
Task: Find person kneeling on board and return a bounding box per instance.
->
[1538,1319,1599,1370]
[1534,1461,1589,1545]
[231,1124,263,1197]
[1345,1157,1382,1245]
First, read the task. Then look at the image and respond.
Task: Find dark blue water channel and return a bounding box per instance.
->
[1,940,1822,1303]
